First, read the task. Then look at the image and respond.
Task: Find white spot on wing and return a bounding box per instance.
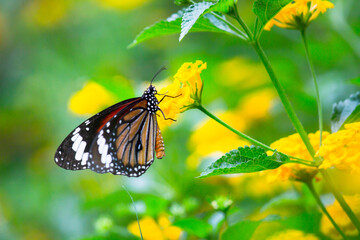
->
[71,133,79,142]
[101,144,109,163]
[72,135,83,151]
[75,141,87,160]
[81,152,89,165]
[98,136,106,153]
[73,127,80,135]
[105,155,112,167]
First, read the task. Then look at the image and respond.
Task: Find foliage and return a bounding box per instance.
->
[1,0,360,240]
[200,146,289,178]
[331,91,360,132]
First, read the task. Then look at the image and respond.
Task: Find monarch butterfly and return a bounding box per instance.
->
[54,67,174,177]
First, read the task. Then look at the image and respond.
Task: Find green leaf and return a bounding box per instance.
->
[180,0,239,41]
[173,218,212,238]
[199,146,289,178]
[252,0,292,30]
[180,2,216,41]
[221,220,261,240]
[350,76,360,85]
[331,91,360,132]
[129,9,237,48]
[209,0,238,14]
[342,105,360,127]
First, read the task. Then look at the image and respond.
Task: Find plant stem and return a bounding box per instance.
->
[232,14,317,158]
[210,12,248,41]
[320,169,360,232]
[300,29,323,146]
[287,159,317,167]
[197,105,315,166]
[305,180,348,240]
[197,105,274,151]
[251,39,317,157]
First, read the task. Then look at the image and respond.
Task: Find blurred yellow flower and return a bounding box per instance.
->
[321,194,360,239]
[226,172,291,199]
[98,0,150,11]
[157,60,206,128]
[264,0,334,31]
[187,89,275,169]
[266,131,330,182]
[128,215,182,240]
[187,111,248,169]
[317,122,360,173]
[266,229,319,240]
[23,0,69,27]
[215,57,267,89]
[68,81,117,116]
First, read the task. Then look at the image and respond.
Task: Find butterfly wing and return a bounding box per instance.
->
[54,97,143,171]
[88,100,159,177]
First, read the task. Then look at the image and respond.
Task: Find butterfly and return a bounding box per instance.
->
[54,67,174,177]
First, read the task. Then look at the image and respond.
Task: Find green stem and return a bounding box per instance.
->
[210,12,248,41]
[305,180,348,240]
[232,14,317,158]
[197,105,314,166]
[233,14,253,40]
[252,39,317,157]
[300,29,323,146]
[320,169,360,232]
[197,105,274,151]
[287,160,317,167]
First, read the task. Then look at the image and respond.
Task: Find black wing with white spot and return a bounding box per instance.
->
[54,97,142,171]
[86,100,158,177]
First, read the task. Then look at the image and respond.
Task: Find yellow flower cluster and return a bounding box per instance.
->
[321,194,360,239]
[23,0,69,27]
[317,122,360,173]
[187,89,275,169]
[157,60,206,128]
[226,172,291,199]
[128,215,182,240]
[266,131,330,182]
[264,0,334,31]
[68,81,117,116]
[98,0,149,10]
[215,57,268,89]
[266,229,319,240]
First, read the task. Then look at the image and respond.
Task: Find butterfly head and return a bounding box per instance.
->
[143,85,159,113]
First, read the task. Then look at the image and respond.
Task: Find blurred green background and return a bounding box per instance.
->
[0,0,359,239]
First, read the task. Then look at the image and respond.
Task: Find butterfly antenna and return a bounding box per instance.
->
[123,185,143,240]
[150,66,167,85]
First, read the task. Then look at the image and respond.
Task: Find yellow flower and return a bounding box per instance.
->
[186,89,275,169]
[98,0,150,10]
[68,81,117,116]
[266,131,330,182]
[128,215,182,240]
[23,0,69,27]
[226,172,291,199]
[321,194,360,239]
[317,122,360,173]
[266,229,319,240]
[157,61,206,128]
[215,57,268,89]
[264,0,334,31]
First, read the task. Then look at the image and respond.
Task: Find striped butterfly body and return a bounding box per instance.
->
[54,84,165,177]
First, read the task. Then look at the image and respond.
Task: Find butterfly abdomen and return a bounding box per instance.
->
[155,126,165,159]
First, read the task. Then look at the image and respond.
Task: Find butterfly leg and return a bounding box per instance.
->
[158,108,176,121]
[158,94,182,103]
